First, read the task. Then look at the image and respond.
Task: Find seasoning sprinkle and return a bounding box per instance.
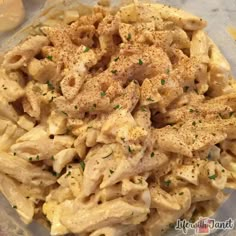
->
[138,59,143,65]
[114,57,119,62]
[111,69,117,74]
[65,171,71,177]
[84,46,90,52]
[208,174,217,180]
[147,97,154,102]
[80,161,85,171]
[13,205,17,209]
[164,180,171,186]
[184,86,189,92]
[179,192,184,195]
[150,152,154,158]
[128,146,133,153]
[109,169,114,174]
[127,33,131,41]
[100,91,106,97]
[46,80,54,90]
[161,79,166,85]
[140,106,146,112]
[47,55,53,61]
[113,104,120,110]
[192,121,196,126]
[51,156,55,161]
[74,105,78,109]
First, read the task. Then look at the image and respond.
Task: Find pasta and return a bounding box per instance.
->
[0,1,236,235]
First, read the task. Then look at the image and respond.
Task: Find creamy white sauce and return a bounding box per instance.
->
[0,0,25,32]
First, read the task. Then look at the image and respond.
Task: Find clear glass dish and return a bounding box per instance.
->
[0,0,236,235]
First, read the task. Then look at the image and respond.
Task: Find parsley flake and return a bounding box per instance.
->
[51,156,55,161]
[147,97,154,102]
[150,152,154,158]
[192,121,196,126]
[80,161,85,171]
[128,146,133,153]
[46,80,54,90]
[164,180,171,186]
[13,205,17,209]
[138,59,143,65]
[13,152,16,156]
[84,46,90,52]
[166,68,170,74]
[109,169,114,174]
[28,157,33,161]
[161,79,166,85]
[61,111,68,116]
[65,171,71,177]
[36,155,39,161]
[100,91,106,97]
[111,70,118,74]
[47,55,53,61]
[127,33,131,41]
[140,106,146,112]
[179,192,184,195]
[209,174,217,180]
[113,104,120,110]
[114,57,119,62]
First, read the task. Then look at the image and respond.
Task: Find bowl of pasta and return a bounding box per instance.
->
[0,0,236,236]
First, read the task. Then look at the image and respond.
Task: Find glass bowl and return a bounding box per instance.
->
[0,1,236,235]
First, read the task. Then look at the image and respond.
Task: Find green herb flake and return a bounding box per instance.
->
[13,152,16,156]
[161,79,166,85]
[111,69,118,75]
[74,105,78,110]
[65,171,71,177]
[222,169,225,173]
[52,171,58,177]
[179,192,184,195]
[138,59,143,65]
[47,55,53,61]
[84,47,90,52]
[208,174,217,180]
[100,91,106,97]
[36,155,39,161]
[192,121,196,126]
[51,156,55,161]
[127,33,131,41]
[114,57,119,62]
[13,205,17,209]
[46,80,54,90]
[166,68,170,74]
[109,169,114,174]
[140,106,146,112]
[164,180,171,186]
[113,104,120,110]
[147,97,154,102]
[128,146,133,153]
[183,86,189,92]
[80,161,85,171]
[189,109,194,113]
[28,157,33,161]
[150,152,154,158]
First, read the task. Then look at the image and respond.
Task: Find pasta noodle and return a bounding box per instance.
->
[0,1,236,236]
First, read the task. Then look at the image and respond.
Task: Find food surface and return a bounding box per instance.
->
[0,1,236,236]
